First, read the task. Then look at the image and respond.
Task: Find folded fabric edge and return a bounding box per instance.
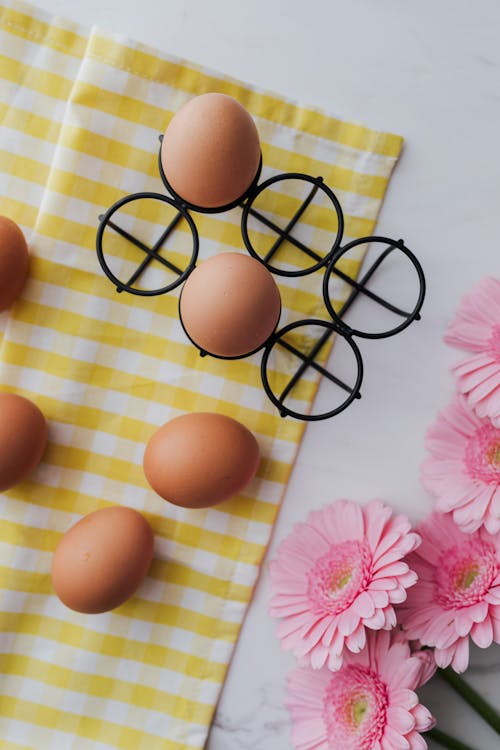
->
[2,0,403,159]
[0,0,87,57]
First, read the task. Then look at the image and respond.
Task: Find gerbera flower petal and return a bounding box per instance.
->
[327,650,343,671]
[384,608,397,630]
[492,614,500,641]
[413,650,437,687]
[406,730,429,750]
[390,689,419,710]
[371,577,399,591]
[346,624,367,653]
[445,277,500,424]
[389,586,412,605]
[399,512,500,672]
[270,499,419,670]
[468,601,489,622]
[379,642,409,681]
[287,631,434,750]
[310,644,329,670]
[376,561,411,578]
[399,570,419,589]
[338,607,362,636]
[455,357,500,426]
[366,500,394,551]
[321,618,343,650]
[445,277,500,349]
[454,610,474,637]
[411,704,435,731]
[364,607,389,631]
[383,725,411,749]
[434,645,454,669]
[471,617,494,648]
[351,590,376,619]
[370,589,390,608]
[485,585,500,604]
[387,657,423,693]
[450,637,470,673]
[421,395,500,533]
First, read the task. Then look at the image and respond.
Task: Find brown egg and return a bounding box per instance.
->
[180,252,281,358]
[51,506,154,614]
[0,393,47,491]
[0,216,29,311]
[143,412,260,508]
[161,93,261,208]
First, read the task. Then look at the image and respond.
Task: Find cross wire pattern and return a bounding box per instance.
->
[101,212,184,292]
[96,192,200,297]
[244,175,359,417]
[262,238,424,419]
[331,241,421,325]
[246,178,323,266]
[276,326,359,407]
[241,173,344,276]
[260,318,364,422]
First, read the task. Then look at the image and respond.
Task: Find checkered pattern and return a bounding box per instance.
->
[0,1,403,747]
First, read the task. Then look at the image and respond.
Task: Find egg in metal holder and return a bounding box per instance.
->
[96,93,426,421]
[178,252,281,360]
[158,92,263,214]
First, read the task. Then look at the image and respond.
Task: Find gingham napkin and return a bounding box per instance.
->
[0,1,403,747]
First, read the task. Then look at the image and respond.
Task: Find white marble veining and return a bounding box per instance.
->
[25,1,500,748]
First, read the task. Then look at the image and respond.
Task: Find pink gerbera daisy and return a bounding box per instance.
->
[421,395,500,534]
[398,512,500,673]
[286,630,435,750]
[444,277,500,427]
[269,499,420,670]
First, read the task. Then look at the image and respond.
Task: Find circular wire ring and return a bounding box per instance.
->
[260,318,363,421]
[322,236,426,339]
[96,191,199,296]
[241,173,344,277]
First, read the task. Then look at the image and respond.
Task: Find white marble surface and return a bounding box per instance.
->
[26,0,500,748]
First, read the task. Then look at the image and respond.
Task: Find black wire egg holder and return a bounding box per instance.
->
[96,137,426,422]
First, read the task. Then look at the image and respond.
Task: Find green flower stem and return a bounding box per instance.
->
[438,667,500,734]
[428,728,479,750]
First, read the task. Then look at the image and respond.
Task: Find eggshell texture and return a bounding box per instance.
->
[0,216,29,311]
[161,93,261,208]
[180,252,281,357]
[143,412,260,508]
[51,506,154,614]
[0,393,47,491]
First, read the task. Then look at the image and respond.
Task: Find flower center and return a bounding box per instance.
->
[492,445,500,467]
[464,423,500,484]
[487,324,500,363]
[330,567,353,592]
[435,539,498,610]
[307,540,371,616]
[323,665,388,750]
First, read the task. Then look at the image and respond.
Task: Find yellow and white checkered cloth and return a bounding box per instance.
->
[0,1,403,747]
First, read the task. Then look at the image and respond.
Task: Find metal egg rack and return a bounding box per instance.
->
[96,137,426,422]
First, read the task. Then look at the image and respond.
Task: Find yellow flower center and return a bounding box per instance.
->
[330,567,352,592]
[493,445,500,466]
[456,564,479,590]
[352,696,369,726]
[465,425,500,483]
